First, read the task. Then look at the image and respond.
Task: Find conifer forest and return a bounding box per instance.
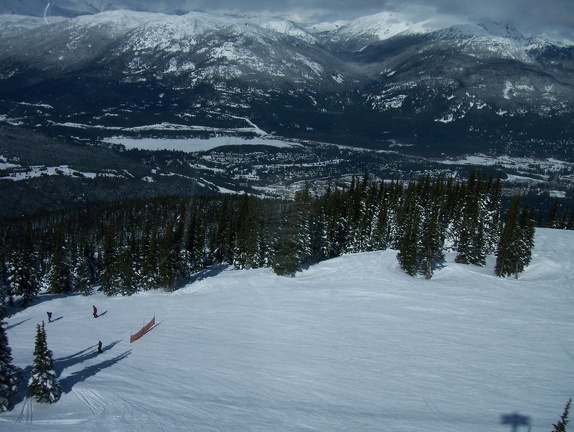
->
[0,171,546,306]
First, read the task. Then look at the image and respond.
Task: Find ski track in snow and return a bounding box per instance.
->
[15,396,33,424]
[72,388,106,415]
[1,228,574,431]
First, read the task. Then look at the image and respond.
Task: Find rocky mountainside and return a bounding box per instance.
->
[0,10,572,160]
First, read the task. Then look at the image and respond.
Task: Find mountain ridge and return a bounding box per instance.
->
[1,11,571,117]
[0,9,573,216]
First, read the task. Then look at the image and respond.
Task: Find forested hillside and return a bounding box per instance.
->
[0,172,544,305]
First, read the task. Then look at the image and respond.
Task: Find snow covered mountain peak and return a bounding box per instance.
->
[0,7,572,162]
[311,10,571,49]
[316,11,468,41]
[57,10,320,48]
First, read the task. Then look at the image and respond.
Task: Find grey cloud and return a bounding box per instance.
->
[33,0,574,39]
[177,0,574,38]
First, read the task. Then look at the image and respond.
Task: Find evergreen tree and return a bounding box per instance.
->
[419,204,444,279]
[390,180,413,250]
[7,232,40,307]
[293,184,314,266]
[455,170,486,266]
[516,205,536,273]
[272,210,301,277]
[396,188,422,277]
[28,323,61,404]
[190,209,207,272]
[483,176,502,254]
[495,196,528,278]
[99,224,118,296]
[0,260,12,307]
[316,184,334,259]
[546,201,560,228]
[0,305,22,412]
[158,216,179,292]
[211,195,234,264]
[552,398,571,432]
[174,201,194,277]
[259,199,282,268]
[172,201,195,279]
[370,181,390,251]
[273,185,318,276]
[442,177,465,248]
[354,176,379,253]
[233,194,260,270]
[115,236,138,296]
[416,176,445,279]
[72,244,94,296]
[46,230,73,294]
[558,207,570,229]
[346,175,367,253]
[139,220,159,290]
[396,214,421,276]
[321,186,348,259]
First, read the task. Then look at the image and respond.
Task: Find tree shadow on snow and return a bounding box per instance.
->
[182,263,228,286]
[6,317,32,331]
[59,350,132,394]
[11,364,33,409]
[6,292,82,316]
[8,342,127,410]
[54,340,122,374]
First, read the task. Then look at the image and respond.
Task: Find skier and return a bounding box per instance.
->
[93,305,98,318]
[98,340,103,354]
[47,311,52,322]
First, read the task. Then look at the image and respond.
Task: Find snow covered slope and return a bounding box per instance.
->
[1,228,573,431]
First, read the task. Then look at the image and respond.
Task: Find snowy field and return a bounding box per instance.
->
[1,228,573,431]
[103,136,299,153]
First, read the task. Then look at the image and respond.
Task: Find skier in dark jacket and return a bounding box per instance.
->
[98,340,103,354]
[93,305,98,318]
[47,311,52,322]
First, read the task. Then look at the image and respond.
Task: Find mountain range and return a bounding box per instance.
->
[0,8,573,216]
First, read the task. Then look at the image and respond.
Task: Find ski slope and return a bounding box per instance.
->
[1,228,573,431]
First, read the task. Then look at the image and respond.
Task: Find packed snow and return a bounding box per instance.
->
[1,228,573,431]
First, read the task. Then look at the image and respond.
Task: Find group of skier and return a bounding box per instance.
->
[45,305,103,354]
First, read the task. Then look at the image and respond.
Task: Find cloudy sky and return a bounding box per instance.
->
[241,0,572,38]
[15,0,574,40]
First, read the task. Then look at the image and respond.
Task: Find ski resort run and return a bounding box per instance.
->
[0,228,573,431]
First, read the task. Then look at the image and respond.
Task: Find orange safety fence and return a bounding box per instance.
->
[130,316,156,343]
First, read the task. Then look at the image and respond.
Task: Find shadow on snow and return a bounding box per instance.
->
[183,263,228,287]
[5,317,32,331]
[59,350,132,394]
[500,412,531,432]
[54,340,122,375]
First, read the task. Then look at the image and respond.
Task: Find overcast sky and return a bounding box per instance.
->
[184,0,574,40]
[36,0,574,41]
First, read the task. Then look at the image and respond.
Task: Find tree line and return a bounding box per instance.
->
[0,171,538,307]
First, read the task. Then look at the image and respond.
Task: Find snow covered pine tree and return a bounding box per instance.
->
[28,322,61,403]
